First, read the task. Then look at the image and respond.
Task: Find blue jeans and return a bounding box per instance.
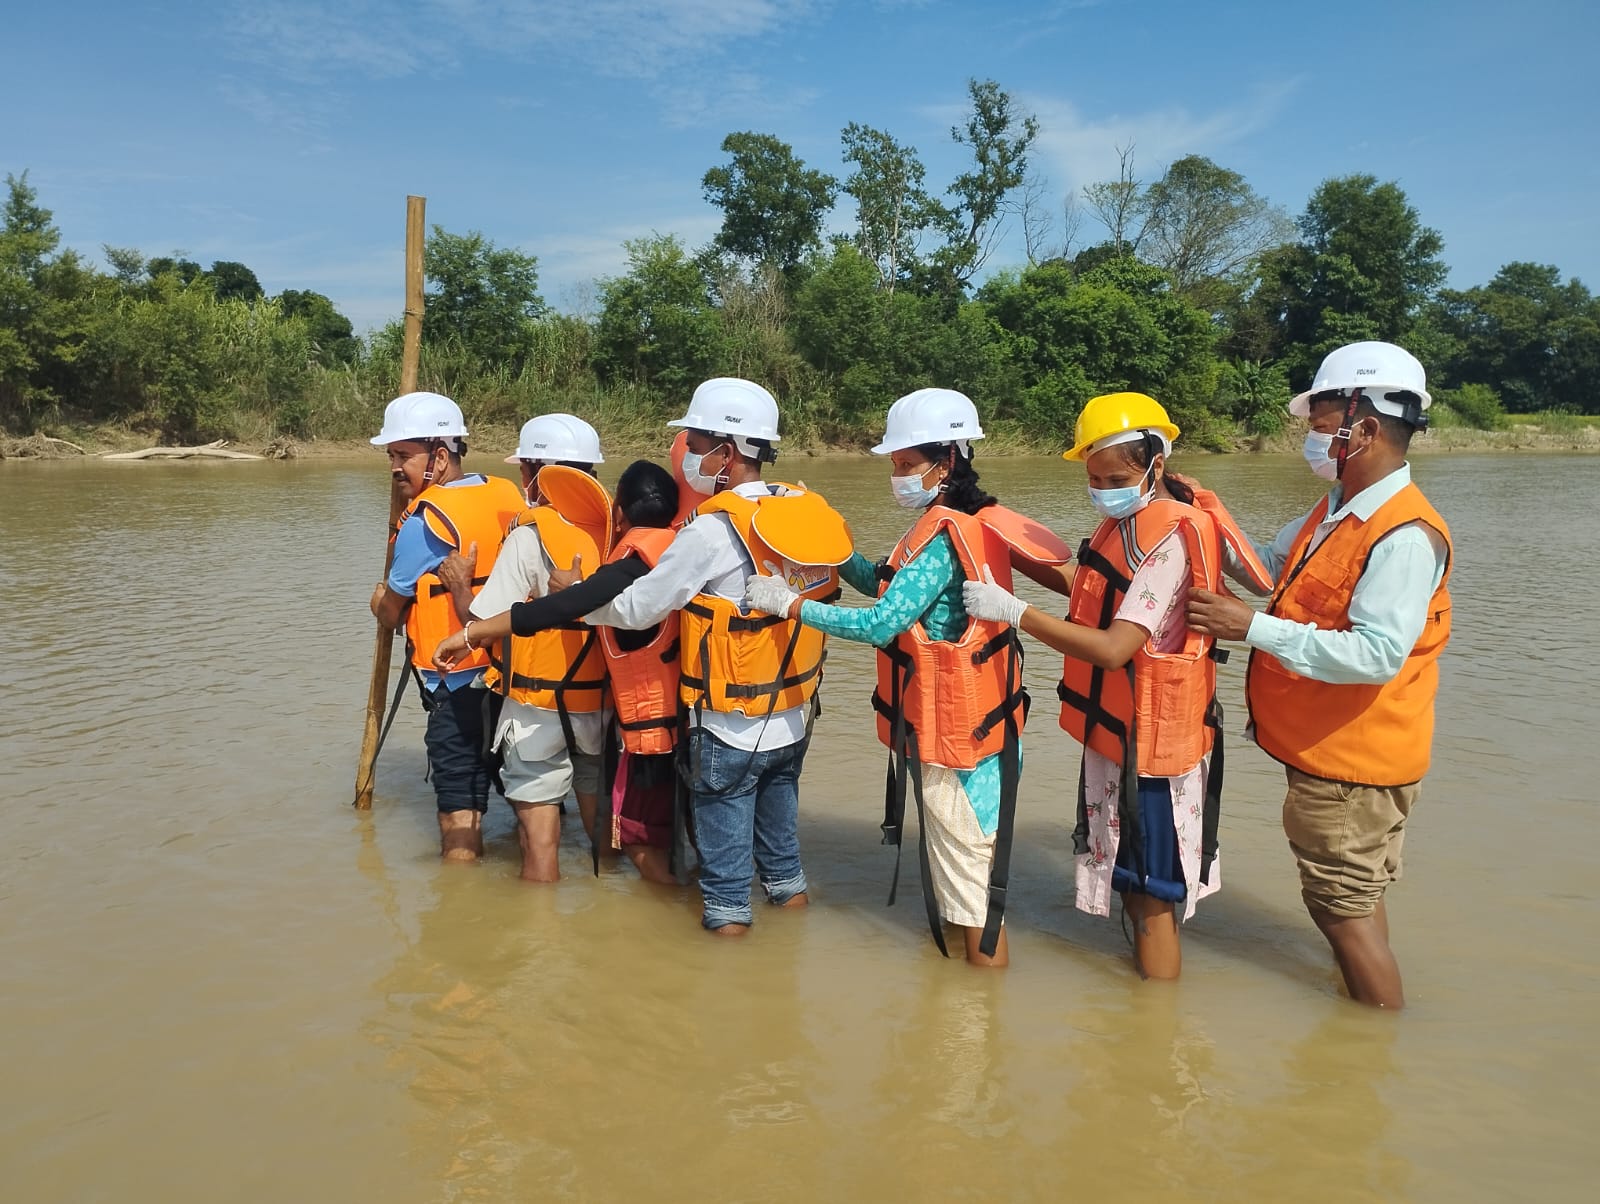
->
[688,728,810,929]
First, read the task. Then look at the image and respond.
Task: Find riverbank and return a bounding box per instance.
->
[8,415,1599,462]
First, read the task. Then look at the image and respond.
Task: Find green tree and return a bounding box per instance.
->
[277,288,358,365]
[930,79,1039,292]
[702,132,837,275]
[594,233,720,393]
[1139,155,1293,298]
[0,172,98,429]
[839,123,951,293]
[1433,262,1600,412]
[424,226,544,364]
[982,256,1219,439]
[1243,174,1446,382]
[145,256,202,285]
[207,260,264,303]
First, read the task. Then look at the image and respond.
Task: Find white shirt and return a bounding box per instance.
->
[470,523,605,757]
[1244,463,1449,686]
[583,480,809,753]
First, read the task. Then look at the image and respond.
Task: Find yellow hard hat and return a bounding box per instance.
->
[1062,392,1181,462]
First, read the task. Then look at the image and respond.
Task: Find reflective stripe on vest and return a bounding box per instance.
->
[1246,483,1453,786]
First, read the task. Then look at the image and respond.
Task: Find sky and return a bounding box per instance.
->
[4,0,1596,331]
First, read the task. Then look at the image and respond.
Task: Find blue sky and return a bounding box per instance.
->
[4,0,1595,330]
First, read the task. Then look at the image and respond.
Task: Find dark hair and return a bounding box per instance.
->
[1114,433,1194,505]
[616,459,678,529]
[914,442,998,517]
[1309,391,1419,450]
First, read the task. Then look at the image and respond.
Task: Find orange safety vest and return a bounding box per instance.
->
[677,487,842,718]
[598,525,680,755]
[1057,489,1273,885]
[486,505,608,717]
[871,506,1027,771]
[1246,483,1452,787]
[400,475,526,673]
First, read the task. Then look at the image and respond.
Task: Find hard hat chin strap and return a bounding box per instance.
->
[1335,389,1362,479]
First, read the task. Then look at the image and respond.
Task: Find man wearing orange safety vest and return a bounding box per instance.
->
[368,392,525,862]
[1188,342,1452,1009]
[452,414,613,883]
[579,378,853,936]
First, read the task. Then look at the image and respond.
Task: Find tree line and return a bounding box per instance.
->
[3,79,1595,445]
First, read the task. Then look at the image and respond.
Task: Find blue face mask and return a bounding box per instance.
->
[890,466,941,509]
[1087,463,1155,520]
[681,446,727,494]
[1302,431,1339,481]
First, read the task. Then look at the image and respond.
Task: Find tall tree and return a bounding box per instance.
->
[839,123,951,292]
[277,288,358,365]
[207,260,264,303]
[1245,174,1446,382]
[423,226,544,363]
[702,132,837,275]
[933,79,1039,291]
[593,233,720,392]
[1139,155,1293,296]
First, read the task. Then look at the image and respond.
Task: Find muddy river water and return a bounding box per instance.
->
[1,451,1593,1201]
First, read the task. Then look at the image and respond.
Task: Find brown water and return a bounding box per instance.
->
[2,452,1595,1202]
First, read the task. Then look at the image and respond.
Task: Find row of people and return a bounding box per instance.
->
[368,339,1450,1007]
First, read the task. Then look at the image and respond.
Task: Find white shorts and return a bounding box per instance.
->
[493,701,605,805]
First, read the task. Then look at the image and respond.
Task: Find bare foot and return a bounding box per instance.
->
[778,892,809,908]
[441,847,480,864]
[710,923,750,937]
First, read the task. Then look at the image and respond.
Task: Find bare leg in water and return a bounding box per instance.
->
[1310,898,1404,1009]
[513,802,561,882]
[1123,892,1181,980]
[624,844,676,885]
[438,811,484,863]
[959,925,1009,968]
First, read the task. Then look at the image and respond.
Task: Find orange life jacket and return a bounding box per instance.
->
[598,525,680,754]
[485,505,608,716]
[1246,483,1452,786]
[871,506,1027,771]
[1057,488,1271,886]
[400,475,526,673]
[1058,490,1272,775]
[677,486,843,717]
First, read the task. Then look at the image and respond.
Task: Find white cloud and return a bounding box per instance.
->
[1022,81,1301,193]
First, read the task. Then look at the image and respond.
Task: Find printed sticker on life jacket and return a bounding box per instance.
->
[759,557,833,595]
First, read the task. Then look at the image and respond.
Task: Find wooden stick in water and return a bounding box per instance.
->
[354,194,426,809]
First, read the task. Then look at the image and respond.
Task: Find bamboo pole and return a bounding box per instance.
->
[354,194,426,809]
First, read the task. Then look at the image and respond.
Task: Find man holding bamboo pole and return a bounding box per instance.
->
[368,391,525,859]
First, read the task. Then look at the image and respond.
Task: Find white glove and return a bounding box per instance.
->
[963,565,1028,626]
[743,573,800,618]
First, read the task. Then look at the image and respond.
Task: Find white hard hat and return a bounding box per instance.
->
[370,391,469,447]
[1290,341,1432,420]
[667,377,781,460]
[505,413,604,465]
[872,387,985,456]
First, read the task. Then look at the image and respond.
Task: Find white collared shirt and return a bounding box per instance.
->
[1244,464,1448,686]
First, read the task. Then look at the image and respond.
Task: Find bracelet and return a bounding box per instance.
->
[462,620,475,651]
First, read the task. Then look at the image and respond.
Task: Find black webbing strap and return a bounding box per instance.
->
[671,703,695,884]
[1199,696,1224,885]
[596,714,622,878]
[978,632,1025,957]
[427,574,488,597]
[877,645,948,957]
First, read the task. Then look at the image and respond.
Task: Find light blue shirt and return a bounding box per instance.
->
[386,474,490,693]
[1245,464,1448,686]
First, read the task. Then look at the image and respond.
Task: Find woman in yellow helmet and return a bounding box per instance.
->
[963,392,1273,980]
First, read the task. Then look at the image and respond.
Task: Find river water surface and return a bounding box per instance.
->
[2,452,1594,1202]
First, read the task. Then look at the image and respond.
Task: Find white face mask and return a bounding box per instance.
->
[1303,431,1339,481]
[681,445,727,494]
[889,465,941,509]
